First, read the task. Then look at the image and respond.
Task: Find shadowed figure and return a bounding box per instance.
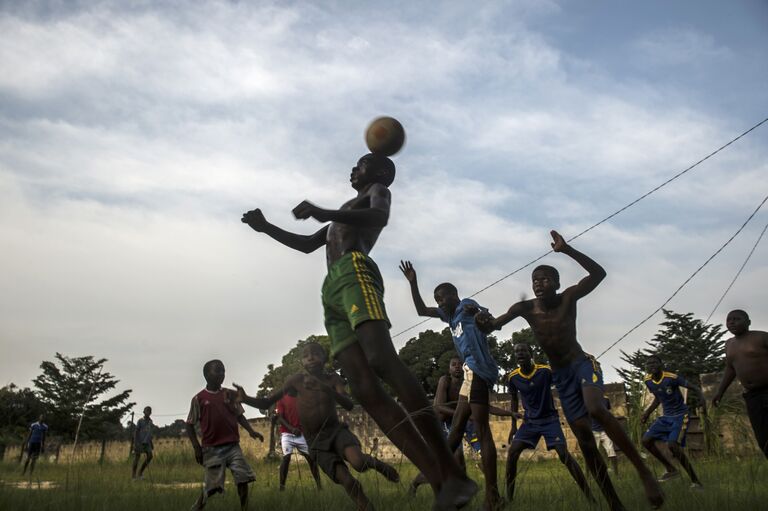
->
[132,406,154,479]
[242,153,477,510]
[274,394,322,491]
[22,414,48,476]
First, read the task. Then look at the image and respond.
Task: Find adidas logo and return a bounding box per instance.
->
[350,304,359,314]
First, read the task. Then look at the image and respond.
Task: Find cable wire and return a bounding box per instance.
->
[705,220,768,324]
[596,194,768,359]
[391,116,768,340]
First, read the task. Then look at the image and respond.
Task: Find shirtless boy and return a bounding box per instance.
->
[400,261,501,509]
[713,309,768,457]
[641,355,703,487]
[475,230,663,511]
[242,154,476,509]
[236,343,399,511]
[506,342,593,503]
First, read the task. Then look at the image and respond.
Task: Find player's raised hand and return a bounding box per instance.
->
[242,209,268,231]
[463,303,480,315]
[399,260,417,282]
[550,230,568,252]
[232,383,247,402]
[474,310,496,333]
[292,200,328,222]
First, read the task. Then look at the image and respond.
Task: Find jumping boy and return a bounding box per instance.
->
[132,406,154,479]
[475,230,664,511]
[399,261,501,510]
[186,360,264,511]
[275,393,322,490]
[22,414,47,475]
[713,309,768,457]
[236,342,399,511]
[640,354,703,487]
[505,342,594,503]
[242,154,477,509]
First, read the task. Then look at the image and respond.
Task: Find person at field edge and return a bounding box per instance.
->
[592,396,619,475]
[132,406,154,479]
[713,309,768,458]
[22,414,48,475]
[186,359,264,510]
[275,393,322,490]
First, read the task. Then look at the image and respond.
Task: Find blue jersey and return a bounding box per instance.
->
[438,298,499,385]
[507,364,558,423]
[644,372,689,416]
[29,422,48,443]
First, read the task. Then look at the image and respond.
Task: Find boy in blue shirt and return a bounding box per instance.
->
[132,406,154,480]
[400,261,501,510]
[22,414,48,475]
[641,354,703,487]
[475,231,663,511]
[506,342,593,502]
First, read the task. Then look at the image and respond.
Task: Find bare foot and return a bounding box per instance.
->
[642,472,665,509]
[433,476,479,511]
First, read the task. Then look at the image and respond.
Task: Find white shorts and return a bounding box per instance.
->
[593,431,616,458]
[281,432,309,455]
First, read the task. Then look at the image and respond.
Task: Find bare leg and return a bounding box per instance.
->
[609,456,619,476]
[642,437,676,474]
[131,452,140,478]
[668,443,701,485]
[279,454,291,489]
[22,455,31,475]
[237,482,248,511]
[583,386,664,509]
[554,444,595,503]
[299,452,322,489]
[505,442,527,500]
[191,491,206,510]
[138,452,152,477]
[29,455,38,475]
[570,417,626,511]
[468,402,500,509]
[335,463,372,511]
[344,445,400,482]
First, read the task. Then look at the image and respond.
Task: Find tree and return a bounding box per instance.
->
[33,353,134,440]
[0,384,46,446]
[617,310,726,414]
[398,328,456,395]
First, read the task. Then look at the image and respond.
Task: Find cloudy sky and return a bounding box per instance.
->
[2,1,767,425]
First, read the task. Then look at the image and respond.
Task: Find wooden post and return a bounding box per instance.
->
[99,438,107,465]
[55,444,61,464]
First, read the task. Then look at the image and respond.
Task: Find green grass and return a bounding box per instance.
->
[1,453,766,510]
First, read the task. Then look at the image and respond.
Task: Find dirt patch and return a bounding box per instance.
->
[2,481,59,490]
[150,482,201,490]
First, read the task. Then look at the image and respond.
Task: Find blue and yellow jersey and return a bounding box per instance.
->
[644,371,689,416]
[507,364,559,423]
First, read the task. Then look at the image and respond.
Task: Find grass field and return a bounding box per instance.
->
[1,452,766,510]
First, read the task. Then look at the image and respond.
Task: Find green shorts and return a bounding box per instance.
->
[322,251,390,358]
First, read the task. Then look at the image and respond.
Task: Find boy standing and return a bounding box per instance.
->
[22,414,47,475]
[505,342,593,502]
[713,309,768,458]
[186,360,264,510]
[275,393,322,490]
[592,396,619,475]
[236,343,399,511]
[400,261,501,509]
[132,406,154,479]
[242,154,476,509]
[641,355,702,487]
[475,231,663,511]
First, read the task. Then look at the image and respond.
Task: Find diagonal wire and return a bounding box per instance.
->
[705,220,768,324]
[596,194,768,360]
[391,116,768,340]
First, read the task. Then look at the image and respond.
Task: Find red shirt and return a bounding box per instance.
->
[186,388,243,447]
[276,394,301,435]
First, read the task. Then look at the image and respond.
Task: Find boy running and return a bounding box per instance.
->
[640,355,703,487]
[242,154,476,509]
[275,393,322,490]
[475,230,663,510]
[186,360,264,510]
[713,309,768,457]
[132,406,154,479]
[236,342,399,511]
[22,414,47,476]
[505,342,593,502]
[400,261,501,510]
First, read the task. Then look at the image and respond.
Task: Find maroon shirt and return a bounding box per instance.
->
[276,394,302,435]
[186,388,244,447]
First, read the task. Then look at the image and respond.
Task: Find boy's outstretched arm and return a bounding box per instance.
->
[713,349,736,407]
[399,260,441,318]
[640,397,660,424]
[475,300,529,333]
[293,184,391,228]
[242,208,328,254]
[237,415,264,442]
[433,375,456,418]
[550,230,606,299]
[186,424,203,465]
[234,383,285,410]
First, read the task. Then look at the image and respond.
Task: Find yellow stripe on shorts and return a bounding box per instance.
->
[357,253,384,319]
[352,252,381,320]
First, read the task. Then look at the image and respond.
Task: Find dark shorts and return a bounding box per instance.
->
[27,442,42,456]
[306,422,361,482]
[643,414,689,446]
[459,364,490,405]
[322,252,391,358]
[744,386,768,457]
[514,417,566,450]
[135,442,153,455]
[551,354,604,423]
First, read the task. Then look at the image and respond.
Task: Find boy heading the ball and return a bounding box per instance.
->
[475,231,663,511]
[242,154,477,509]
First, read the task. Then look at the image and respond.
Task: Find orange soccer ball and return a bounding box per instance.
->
[365,116,406,156]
